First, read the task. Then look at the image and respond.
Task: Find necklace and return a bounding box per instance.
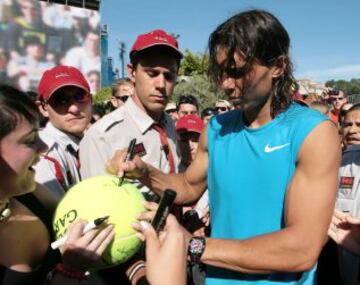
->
[0,202,11,224]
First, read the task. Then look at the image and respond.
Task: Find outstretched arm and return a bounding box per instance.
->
[106,127,210,204]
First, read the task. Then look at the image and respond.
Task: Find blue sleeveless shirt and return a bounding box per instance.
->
[206,103,327,285]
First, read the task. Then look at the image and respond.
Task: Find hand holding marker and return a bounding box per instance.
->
[151,189,177,232]
[118,138,137,186]
[51,216,109,250]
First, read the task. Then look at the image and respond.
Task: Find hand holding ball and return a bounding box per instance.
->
[53,175,145,268]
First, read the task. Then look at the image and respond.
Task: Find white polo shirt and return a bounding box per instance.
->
[34,122,81,198]
[79,97,179,193]
[335,144,360,285]
[336,144,360,216]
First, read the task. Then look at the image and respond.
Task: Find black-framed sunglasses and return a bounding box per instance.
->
[46,90,90,108]
[330,97,345,102]
[215,106,228,112]
[116,95,129,103]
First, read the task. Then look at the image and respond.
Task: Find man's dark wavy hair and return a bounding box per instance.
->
[208,9,295,116]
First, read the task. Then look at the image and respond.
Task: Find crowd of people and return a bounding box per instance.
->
[1,7,360,285]
[0,0,100,93]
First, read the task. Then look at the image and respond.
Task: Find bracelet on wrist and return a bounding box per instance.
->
[54,263,88,280]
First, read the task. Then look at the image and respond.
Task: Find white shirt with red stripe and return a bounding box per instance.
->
[34,122,81,198]
[335,144,360,285]
[79,97,179,193]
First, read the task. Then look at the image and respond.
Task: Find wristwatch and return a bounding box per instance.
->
[188,236,206,263]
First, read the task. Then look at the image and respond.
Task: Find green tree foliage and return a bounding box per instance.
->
[173,75,224,110]
[178,49,209,76]
[175,50,227,110]
[325,78,360,95]
[94,86,112,104]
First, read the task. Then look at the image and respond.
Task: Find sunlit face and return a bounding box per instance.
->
[20,1,39,22]
[0,118,46,199]
[178,131,200,165]
[39,86,92,137]
[330,91,347,111]
[85,32,100,55]
[166,108,179,122]
[216,48,279,112]
[26,43,43,60]
[215,103,230,114]
[128,52,178,121]
[87,72,100,94]
[178,103,198,118]
[342,109,360,147]
[111,83,134,108]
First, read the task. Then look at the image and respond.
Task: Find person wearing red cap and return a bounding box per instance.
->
[34,65,92,197]
[176,114,204,172]
[328,90,347,124]
[80,29,182,184]
[176,114,209,285]
[79,29,182,284]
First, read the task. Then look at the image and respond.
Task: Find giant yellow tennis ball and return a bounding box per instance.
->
[53,175,146,269]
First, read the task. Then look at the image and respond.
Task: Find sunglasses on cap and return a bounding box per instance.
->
[215,106,228,112]
[45,90,90,108]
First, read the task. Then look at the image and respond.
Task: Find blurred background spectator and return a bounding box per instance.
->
[177,94,199,118]
[7,35,54,89]
[110,77,134,110]
[214,99,232,114]
[165,101,178,122]
[201,107,217,124]
[0,0,100,93]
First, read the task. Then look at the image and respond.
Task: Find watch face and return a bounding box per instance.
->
[191,238,204,254]
[189,237,205,263]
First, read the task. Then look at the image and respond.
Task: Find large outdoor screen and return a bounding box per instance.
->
[0,0,100,93]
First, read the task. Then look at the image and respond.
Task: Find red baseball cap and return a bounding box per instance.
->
[130,29,182,60]
[176,114,204,134]
[37,65,90,100]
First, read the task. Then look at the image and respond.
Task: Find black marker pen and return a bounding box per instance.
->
[118,138,137,186]
[51,216,109,249]
[151,189,177,232]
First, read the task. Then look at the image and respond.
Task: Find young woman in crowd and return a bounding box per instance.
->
[0,84,115,284]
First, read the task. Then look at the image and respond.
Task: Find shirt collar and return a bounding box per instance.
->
[125,97,168,134]
[44,122,80,151]
[344,144,360,153]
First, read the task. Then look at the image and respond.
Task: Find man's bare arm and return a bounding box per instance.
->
[200,121,341,273]
[106,127,209,204]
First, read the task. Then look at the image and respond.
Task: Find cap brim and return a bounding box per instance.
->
[131,43,183,59]
[176,128,202,134]
[47,81,90,99]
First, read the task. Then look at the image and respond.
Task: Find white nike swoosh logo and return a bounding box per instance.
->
[264,143,290,153]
